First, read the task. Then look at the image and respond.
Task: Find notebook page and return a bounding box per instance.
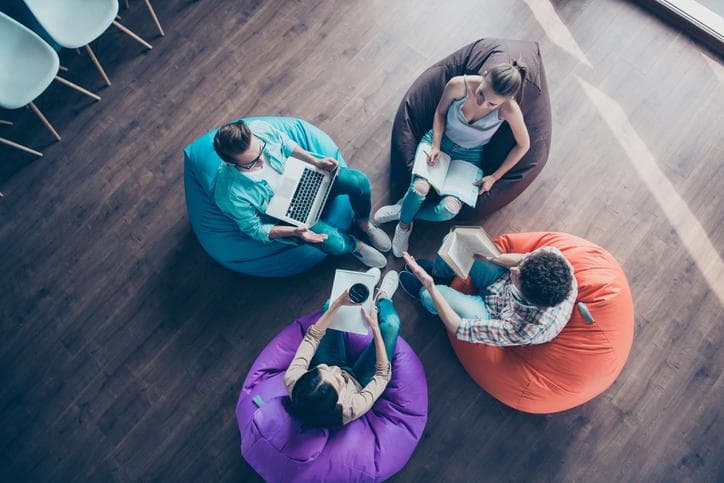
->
[440,160,482,207]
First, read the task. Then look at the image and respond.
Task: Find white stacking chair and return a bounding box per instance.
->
[143,1,165,36]
[0,11,100,151]
[124,0,165,36]
[23,0,153,87]
[1,120,42,158]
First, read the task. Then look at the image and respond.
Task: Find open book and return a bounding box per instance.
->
[437,226,502,279]
[412,143,483,208]
[327,269,376,334]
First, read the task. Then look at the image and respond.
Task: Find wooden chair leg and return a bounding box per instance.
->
[144,0,165,36]
[55,76,101,101]
[85,44,111,86]
[112,20,153,50]
[28,102,61,142]
[0,136,43,157]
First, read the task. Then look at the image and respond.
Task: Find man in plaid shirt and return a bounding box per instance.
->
[400,246,577,346]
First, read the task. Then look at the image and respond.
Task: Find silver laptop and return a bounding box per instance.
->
[265,156,338,227]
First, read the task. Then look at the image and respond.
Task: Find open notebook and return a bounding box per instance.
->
[411,143,483,208]
[438,226,502,278]
[327,269,377,334]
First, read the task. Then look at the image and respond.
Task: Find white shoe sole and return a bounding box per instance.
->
[392,224,411,258]
[376,270,400,300]
[366,228,392,253]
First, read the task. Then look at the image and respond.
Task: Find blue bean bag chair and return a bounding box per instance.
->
[236,311,428,482]
[184,116,354,277]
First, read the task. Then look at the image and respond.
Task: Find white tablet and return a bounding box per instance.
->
[327,269,376,335]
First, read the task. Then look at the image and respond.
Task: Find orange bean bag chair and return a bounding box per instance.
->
[448,232,634,413]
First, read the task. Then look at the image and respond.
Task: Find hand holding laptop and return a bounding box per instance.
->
[315,157,339,172]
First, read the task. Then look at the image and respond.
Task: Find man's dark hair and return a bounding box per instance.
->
[213,120,252,164]
[519,251,573,307]
[289,367,343,429]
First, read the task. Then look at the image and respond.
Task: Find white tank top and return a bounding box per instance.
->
[444,75,504,149]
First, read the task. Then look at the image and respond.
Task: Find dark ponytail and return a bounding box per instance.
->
[289,367,344,429]
[512,58,528,102]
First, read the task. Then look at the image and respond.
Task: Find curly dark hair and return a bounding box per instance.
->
[519,251,573,307]
[289,367,343,429]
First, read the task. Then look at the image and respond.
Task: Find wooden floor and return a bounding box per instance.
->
[1,1,722,481]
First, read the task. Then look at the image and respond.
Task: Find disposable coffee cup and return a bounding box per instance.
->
[349,283,369,304]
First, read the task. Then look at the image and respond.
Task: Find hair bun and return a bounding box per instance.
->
[512,58,528,78]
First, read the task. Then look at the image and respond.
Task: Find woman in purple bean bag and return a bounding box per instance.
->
[236,310,428,482]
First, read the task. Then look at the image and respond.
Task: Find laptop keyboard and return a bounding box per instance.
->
[286,168,324,223]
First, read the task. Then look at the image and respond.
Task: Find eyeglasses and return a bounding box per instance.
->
[236,138,266,169]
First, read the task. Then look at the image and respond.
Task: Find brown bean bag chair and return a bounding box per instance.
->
[390,38,551,218]
[448,232,634,413]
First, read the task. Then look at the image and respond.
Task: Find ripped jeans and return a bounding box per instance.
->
[399,130,485,225]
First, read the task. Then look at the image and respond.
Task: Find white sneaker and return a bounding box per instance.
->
[353,242,387,268]
[365,267,382,286]
[376,270,399,301]
[392,223,412,258]
[373,199,403,224]
[363,223,392,252]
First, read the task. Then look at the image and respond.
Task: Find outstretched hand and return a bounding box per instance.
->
[295,227,328,244]
[402,251,434,289]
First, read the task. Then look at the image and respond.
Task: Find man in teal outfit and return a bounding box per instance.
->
[213,120,390,268]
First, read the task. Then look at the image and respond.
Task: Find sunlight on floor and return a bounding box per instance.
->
[577,76,724,306]
[701,52,724,83]
[522,0,593,68]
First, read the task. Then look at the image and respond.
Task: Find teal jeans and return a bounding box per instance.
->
[419,254,507,319]
[311,299,400,386]
[399,130,485,225]
[304,167,371,256]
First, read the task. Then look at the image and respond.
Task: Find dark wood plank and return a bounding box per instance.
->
[1,0,722,481]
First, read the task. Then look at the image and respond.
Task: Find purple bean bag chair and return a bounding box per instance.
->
[236,312,428,482]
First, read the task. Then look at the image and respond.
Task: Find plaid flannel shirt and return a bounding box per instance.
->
[455,248,578,346]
